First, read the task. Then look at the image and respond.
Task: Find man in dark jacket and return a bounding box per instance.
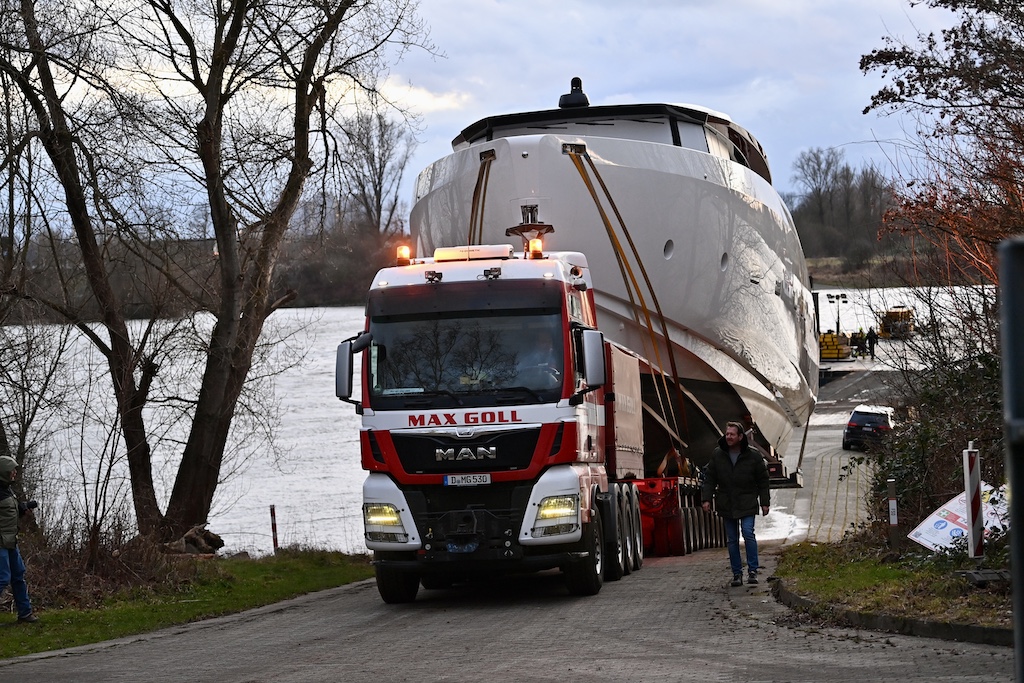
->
[701,422,770,587]
[0,455,38,623]
[866,327,879,360]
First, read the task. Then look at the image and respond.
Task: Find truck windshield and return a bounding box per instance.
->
[366,312,564,409]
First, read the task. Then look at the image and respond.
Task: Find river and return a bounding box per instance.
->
[205,306,369,556]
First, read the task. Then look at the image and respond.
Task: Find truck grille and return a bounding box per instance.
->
[391,429,540,474]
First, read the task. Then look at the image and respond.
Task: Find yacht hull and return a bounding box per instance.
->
[410,130,817,461]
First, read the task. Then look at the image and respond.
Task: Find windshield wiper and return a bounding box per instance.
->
[484,386,544,402]
[403,389,464,407]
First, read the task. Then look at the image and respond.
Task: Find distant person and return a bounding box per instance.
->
[0,456,38,623]
[701,422,770,587]
[866,327,879,360]
[853,328,868,357]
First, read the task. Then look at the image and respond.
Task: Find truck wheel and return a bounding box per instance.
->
[620,489,633,576]
[630,486,644,570]
[375,565,420,604]
[565,508,604,596]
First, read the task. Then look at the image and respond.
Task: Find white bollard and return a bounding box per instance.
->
[962,441,983,559]
[887,478,899,550]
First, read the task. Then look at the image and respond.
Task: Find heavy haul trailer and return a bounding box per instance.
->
[336,236,723,603]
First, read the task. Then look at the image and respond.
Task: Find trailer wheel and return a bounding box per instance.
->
[680,507,692,554]
[565,508,604,596]
[375,565,420,604]
[630,486,644,570]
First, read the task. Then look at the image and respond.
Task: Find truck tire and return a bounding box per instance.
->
[630,486,644,570]
[565,508,604,596]
[375,565,420,604]
[620,488,633,576]
[618,491,626,577]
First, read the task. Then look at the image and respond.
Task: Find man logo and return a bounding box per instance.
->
[435,447,497,461]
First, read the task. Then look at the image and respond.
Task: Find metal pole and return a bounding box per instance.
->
[997,238,1024,681]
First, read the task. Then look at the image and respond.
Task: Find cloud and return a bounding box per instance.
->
[389,1,957,196]
[382,77,474,115]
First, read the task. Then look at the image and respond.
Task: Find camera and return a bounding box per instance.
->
[18,500,38,513]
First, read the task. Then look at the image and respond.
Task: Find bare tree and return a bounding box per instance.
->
[0,0,431,539]
[789,147,894,266]
[338,109,418,238]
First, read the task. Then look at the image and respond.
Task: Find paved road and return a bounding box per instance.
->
[1,368,1014,682]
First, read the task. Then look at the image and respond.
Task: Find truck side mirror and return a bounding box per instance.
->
[580,329,606,387]
[337,332,372,408]
[336,340,354,401]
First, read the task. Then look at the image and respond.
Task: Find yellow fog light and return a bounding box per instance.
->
[363,503,410,543]
[532,494,579,538]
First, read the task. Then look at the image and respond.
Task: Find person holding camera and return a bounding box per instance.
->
[0,455,38,623]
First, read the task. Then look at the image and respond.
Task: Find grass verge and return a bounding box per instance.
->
[1,549,374,660]
[775,534,1012,631]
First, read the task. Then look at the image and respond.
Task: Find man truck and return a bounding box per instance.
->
[336,230,712,603]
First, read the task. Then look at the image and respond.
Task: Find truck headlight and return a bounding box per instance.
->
[363,503,410,543]
[532,494,579,538]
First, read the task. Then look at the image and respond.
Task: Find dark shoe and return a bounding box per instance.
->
[730,574,743,587]
[747,572,758,584]
[17,612,38,624]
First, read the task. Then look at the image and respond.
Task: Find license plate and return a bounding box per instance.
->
[444,473,491,486]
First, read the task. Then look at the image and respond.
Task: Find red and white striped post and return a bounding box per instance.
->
[270,504,280,553]
[962,441,983,559]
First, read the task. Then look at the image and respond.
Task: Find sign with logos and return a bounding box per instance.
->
[907,482,1008,552]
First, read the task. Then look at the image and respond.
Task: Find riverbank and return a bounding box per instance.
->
[808,256,919,288]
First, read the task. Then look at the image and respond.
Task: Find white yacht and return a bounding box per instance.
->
[409,78,818,465]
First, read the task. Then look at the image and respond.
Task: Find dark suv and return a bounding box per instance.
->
[842,404,894,450]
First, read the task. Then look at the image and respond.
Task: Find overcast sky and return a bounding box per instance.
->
[381,0,954,204]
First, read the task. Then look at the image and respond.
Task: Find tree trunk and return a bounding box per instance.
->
[18,0,165,535]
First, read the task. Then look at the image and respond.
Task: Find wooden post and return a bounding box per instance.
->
[270,505,279,553]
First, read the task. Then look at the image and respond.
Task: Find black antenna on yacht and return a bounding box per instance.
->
[558,77,589,108]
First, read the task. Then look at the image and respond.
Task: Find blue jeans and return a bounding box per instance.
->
[0,546,33,618]
[723,515,758,576]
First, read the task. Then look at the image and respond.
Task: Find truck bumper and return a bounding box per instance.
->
[373,545,590,576]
